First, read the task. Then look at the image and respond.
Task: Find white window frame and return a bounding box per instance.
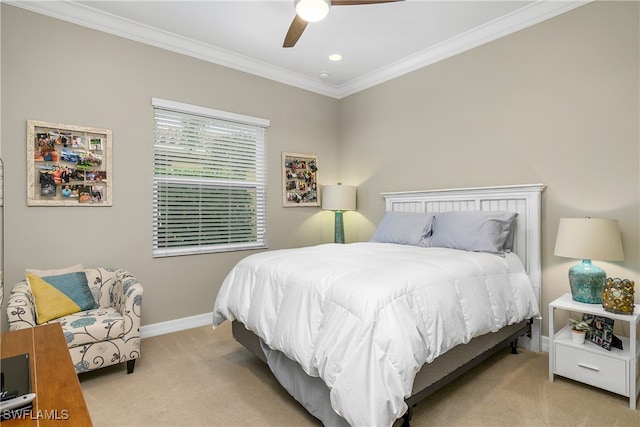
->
[152,98,269,257]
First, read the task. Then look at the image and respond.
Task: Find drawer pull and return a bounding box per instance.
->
[578,363,600,372]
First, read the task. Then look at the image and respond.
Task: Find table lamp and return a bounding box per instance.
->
[554,217,624,303]
[322,183,356,244]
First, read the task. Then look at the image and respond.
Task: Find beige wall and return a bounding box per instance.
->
[0,4,341,328]
[1,2,638,338]
[339,1,639,336]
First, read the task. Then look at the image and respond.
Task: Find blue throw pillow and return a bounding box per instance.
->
[26,264,98,324]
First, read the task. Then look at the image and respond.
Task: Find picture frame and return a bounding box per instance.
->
[282,152,319,207]
[582,314,623,351]
[27,120,113,206]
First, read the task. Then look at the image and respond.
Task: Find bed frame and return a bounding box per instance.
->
[232,183,545,426]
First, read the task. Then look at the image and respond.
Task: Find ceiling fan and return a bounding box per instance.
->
[283,0,404,48]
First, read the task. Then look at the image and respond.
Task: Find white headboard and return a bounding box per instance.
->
[381,184,546,351]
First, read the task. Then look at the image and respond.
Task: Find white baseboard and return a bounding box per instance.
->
[541,335,549,353]
[140,312,213,338]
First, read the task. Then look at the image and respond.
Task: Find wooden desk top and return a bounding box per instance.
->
[1,324,93,426]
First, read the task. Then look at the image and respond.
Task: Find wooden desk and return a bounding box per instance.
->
[1,324,92,426]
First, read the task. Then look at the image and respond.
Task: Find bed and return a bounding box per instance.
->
[212,184,545,427]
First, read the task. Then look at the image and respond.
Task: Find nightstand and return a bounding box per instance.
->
[549,293,639,409]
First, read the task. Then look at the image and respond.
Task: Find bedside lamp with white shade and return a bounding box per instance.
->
[322,183,356,244]
[554,217,624,304]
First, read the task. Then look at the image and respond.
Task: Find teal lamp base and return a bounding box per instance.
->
[334,210,345,244]
[569,259,606,304]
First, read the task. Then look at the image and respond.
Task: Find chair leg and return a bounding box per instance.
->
[126,359,136,374]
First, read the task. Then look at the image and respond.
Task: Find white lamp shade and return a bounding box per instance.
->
[295,0,330,22]
[554,218,624,261]
[322,185,356,211]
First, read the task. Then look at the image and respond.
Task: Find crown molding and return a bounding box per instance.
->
[8,0,588,99]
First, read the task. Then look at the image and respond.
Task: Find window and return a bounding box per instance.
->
[152,98,269,257]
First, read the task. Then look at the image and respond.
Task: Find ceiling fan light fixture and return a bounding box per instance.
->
[295,0,331,23]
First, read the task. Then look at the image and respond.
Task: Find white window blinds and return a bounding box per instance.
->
[152,98,269,257]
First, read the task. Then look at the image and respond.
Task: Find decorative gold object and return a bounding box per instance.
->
[602,278,635,314]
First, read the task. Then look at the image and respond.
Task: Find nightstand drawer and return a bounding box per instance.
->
[555,343,627,395]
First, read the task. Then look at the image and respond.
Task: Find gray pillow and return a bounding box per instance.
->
[503,221,516,252]
[427,211,517,255]
[370,211,434,246]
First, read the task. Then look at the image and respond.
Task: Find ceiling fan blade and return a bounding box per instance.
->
[331,0,403,5]
[283,0,402,48]
[283,15,309,48]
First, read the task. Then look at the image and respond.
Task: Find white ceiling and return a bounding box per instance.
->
[10,0,588,98]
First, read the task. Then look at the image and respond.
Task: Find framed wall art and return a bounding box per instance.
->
[282,152,319,207]
[27,120,113,206]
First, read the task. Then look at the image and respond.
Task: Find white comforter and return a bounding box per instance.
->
[212,243,540,427]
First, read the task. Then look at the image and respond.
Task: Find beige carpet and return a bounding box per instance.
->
[80,323,639,427]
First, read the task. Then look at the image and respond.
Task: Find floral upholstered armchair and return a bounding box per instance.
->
[7,267,143,374]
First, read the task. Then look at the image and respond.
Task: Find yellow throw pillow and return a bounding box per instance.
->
[25,264,97,324]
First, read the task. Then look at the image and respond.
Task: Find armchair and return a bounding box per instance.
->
[7,267,143,374]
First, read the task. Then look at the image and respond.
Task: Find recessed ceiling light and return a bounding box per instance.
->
[329,54,342,62]
[319,72,330,79]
